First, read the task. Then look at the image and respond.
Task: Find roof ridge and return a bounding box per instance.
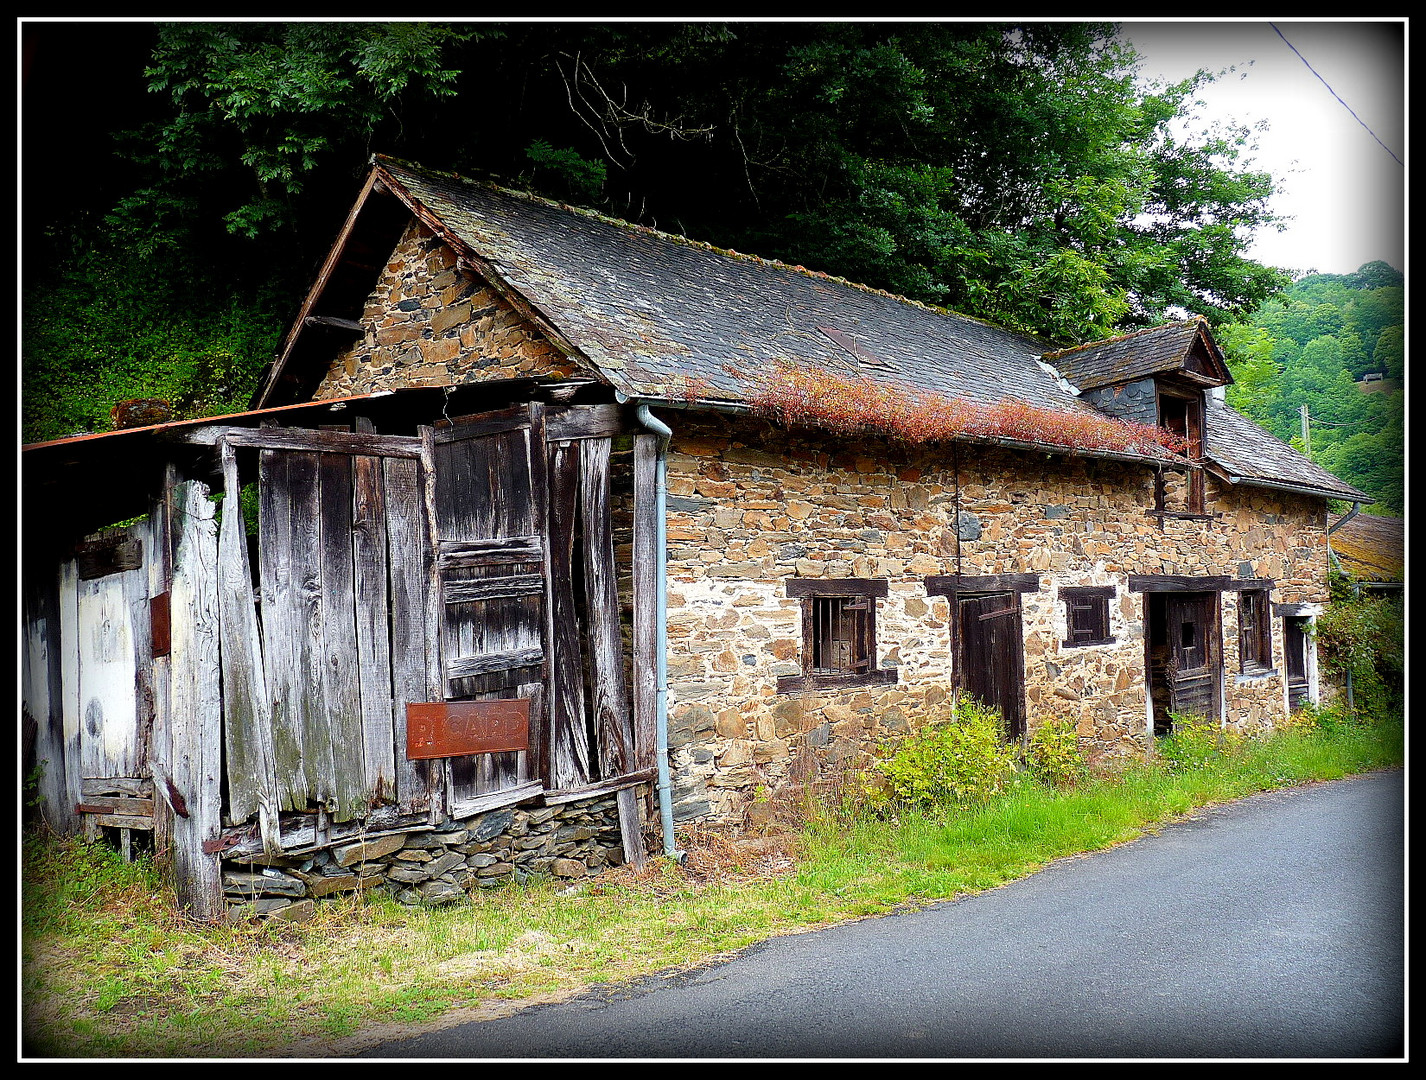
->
[1041,317,1205,361]
[374,154,1046,345]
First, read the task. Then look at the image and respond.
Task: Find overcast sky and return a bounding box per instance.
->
[1119,19,1405,279]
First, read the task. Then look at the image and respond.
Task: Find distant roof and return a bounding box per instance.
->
[1329,513,1405,583]
[252,155,1367,500]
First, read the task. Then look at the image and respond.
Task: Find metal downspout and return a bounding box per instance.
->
[633,401,683,862]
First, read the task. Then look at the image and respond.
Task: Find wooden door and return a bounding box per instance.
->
[1283,616,1310,708]
[958,592,1026,738]
[1163,592,1219,723]
[431,404,549,807]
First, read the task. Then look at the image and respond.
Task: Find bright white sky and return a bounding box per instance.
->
[1119,19,1406,279]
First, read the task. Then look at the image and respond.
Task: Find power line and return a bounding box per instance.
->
[1270,23,1403,167]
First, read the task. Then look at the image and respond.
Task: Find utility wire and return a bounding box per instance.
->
[1270,22,1404,166]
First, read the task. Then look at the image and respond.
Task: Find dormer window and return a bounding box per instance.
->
[1157,387,1206,514]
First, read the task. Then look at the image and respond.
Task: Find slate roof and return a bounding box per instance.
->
[375,157,1075,412]
[268,156,1369,500]
[1043,319,1228,391]
[1203,396,1369,501]
[1328,513,1404,583]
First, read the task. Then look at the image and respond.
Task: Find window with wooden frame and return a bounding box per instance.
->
[1238,589,1273,672]
[1157,389,1206,514]
[1060,585,1116,648]
[778,579,898,693]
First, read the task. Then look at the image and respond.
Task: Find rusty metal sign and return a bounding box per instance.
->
[406,699,530,760]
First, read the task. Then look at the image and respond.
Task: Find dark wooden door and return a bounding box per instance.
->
[1283,616,1310,708]
[1164,592,1219,722]
[958,592,1026,738]
[432,405,549,806]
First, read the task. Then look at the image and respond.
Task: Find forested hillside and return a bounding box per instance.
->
[1217,261,1404,513]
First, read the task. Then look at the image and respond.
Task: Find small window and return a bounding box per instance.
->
[779,579,898,693]
[1239,589,1273,672]
[1060,585,1115,648]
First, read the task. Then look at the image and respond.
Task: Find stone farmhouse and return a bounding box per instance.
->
[20,156,1367,916]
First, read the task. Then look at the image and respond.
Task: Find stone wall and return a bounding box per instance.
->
[314,221,593,399]
[221,794,626,921]
[656,413,1330,826]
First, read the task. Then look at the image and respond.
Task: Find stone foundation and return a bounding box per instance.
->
[221,794,626,921]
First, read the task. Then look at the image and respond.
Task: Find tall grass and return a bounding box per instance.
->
[21,708,1401,1058]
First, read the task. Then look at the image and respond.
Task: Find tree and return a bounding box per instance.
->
[111,21,1290,344]
[24,21,1306,443]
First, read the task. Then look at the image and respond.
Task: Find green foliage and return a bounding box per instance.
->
[21,249,282,443]
[117,22,482,247]
[522,139,608,202]
[1157,712,1234,770]
[870,698,1021,813]
[1024,717,1087,788]
[1216,263,1404,512]
[1314,593,1404,720]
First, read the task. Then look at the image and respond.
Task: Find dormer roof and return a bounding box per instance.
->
[1042,319,1233,393]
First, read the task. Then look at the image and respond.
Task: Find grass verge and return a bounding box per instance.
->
[21,711,1402,1058]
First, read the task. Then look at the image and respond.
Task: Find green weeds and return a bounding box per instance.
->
[22,706,1401,1058]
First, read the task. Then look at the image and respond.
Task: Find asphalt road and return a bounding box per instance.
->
[359,769,1405,1060]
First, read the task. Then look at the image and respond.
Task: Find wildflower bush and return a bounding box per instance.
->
[1024,716,1087,788]
[869,698,1021,814]
[1156,712,1242,770]
[1314,588,1404,721]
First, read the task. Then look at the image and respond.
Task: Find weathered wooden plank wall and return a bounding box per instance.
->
[433,407,545,813]
[352,418,397,805]
[21,567,77,834]
[580,436,631,780]
[165,480,224,919]
[217,440,280,853]
[546,437,593,789]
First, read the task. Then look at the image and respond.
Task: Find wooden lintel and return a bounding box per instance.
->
[786,577,889,598]
[1128,574,1233,593]
[75,535,142,580]
[925,573,1041,596]
[178,426,423,458]
[1224,578,1277,592]
[544,404,627,441]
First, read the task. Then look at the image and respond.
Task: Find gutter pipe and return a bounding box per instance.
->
[629,398,684,863]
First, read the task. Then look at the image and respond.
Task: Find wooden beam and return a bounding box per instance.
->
[178,426,422,458]
[1128,574,1233,593]
[786,577,889,598]
[925,573,1041,596]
